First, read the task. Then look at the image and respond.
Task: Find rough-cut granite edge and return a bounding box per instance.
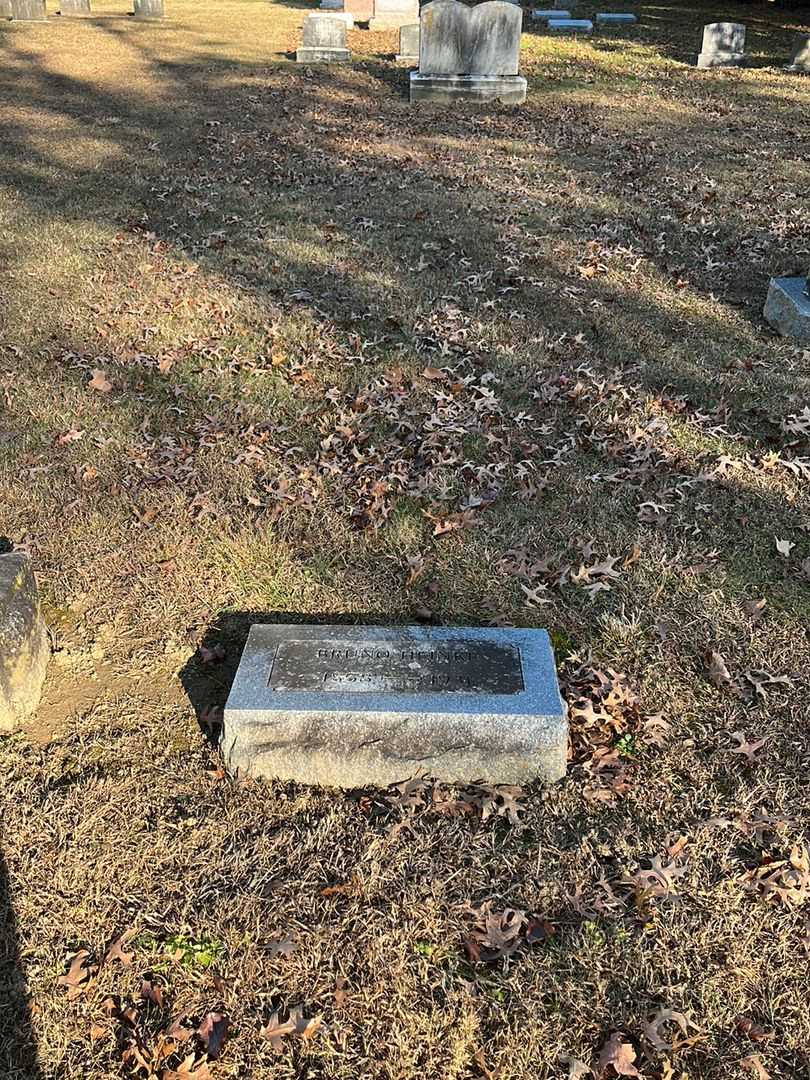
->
[763,277,810,343]
[0,553,49,733]
[222,624,566,788]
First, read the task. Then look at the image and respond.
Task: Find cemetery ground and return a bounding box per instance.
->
[1,0,810,1075]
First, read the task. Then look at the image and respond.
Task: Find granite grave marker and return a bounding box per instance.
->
[411,0,527,104]
[297,12,351,62]
[786,33,810,73]
[396,22,419,63]
[696,22,745,68]
[547,17,593,32]
[764,275,810,343]
[10,0,46,21]
[61,0,91,15]
[0,553,49,733]
[133,0,164,18]
[370,0,418,30]
[223,624,567,787]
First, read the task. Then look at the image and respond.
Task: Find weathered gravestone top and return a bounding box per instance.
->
[787,33,810,73]
[411,0,527,103]
[297,12,351,62]
[697,22,745,68]
[419,0,521,75]
[10,0,46,21]
[396,22,419,63]
[370,0,418,30]
[223,624,566,787]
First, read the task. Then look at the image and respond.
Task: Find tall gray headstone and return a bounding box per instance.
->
[133,0,163,18]
[786,33,810,73]
[411,0,527,103]
[10,0,46,20]
[61,0,90,14]
[296,13,350,62]
[223,624,567,787]
[696,22,745,68]
[396,22,419,63]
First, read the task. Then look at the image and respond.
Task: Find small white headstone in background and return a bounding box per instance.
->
[296,13,351,62]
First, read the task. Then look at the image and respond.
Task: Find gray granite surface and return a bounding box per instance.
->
[419,0,523,77]
[223,624,566,787]
[410,72,527,102]
[10,0,46,20]
[396,21,419,61]
[787,33,810,72]
[531,8,571,19]
[595,12,636,23]
[0,554,49,733]
[763,277,810,343]
[547,18,592,31]
[133,0,164,17]
[697,21,745,67]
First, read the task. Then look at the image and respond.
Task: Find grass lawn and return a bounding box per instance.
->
[1,0,810,1076]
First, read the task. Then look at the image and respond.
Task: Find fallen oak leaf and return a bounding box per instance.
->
[729,731,767,765]
[421,366,447,381]
[735,1016,772,1043]
[104,929,136,967]
[196,1011,230,1060]
[642,1007,691,1052]
[704,648,732,689]
[88,368,112,393]
[741,1054,771,1080]
[140,977,164,1007]
[741,598,767,625]
[596,1032,642,1077]
[163,1053,211,1079]
[58,949,98,1000]
[259,1011,298,1053]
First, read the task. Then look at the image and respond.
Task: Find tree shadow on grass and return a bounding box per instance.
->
[0,850,40,1080]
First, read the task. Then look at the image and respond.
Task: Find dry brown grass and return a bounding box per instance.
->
[2,0,810,1076]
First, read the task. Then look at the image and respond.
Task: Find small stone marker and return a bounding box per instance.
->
[396,22,419,63]
[296,13,350,62]
[696,22,745,68]
[411,0,527,105]
[223,624,567,787]
[10,0,46,20]
[0,553,49,734]
[547,17,593,32]
[133,0,164,17]
[370,0,418,29]
[595,12,636,25]
[531,8,571,20]
[764,276,810,343]
[786,33,810,73]
[61,0,90,14]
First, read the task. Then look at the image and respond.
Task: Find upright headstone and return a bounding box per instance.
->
[396,22,419,63]
[10,0,46,20]
[296,13,350,62]
[411,0,527,104]
[764,276,810,343]
[0,0,13,16]
[369,0,418,29]
[696,22,745,68]
[0,554,49,734]
[223,624,567,787]
[786,33,810,73]
[344,0,373,22]
[61,0,90,14]
[133,0,163,16]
